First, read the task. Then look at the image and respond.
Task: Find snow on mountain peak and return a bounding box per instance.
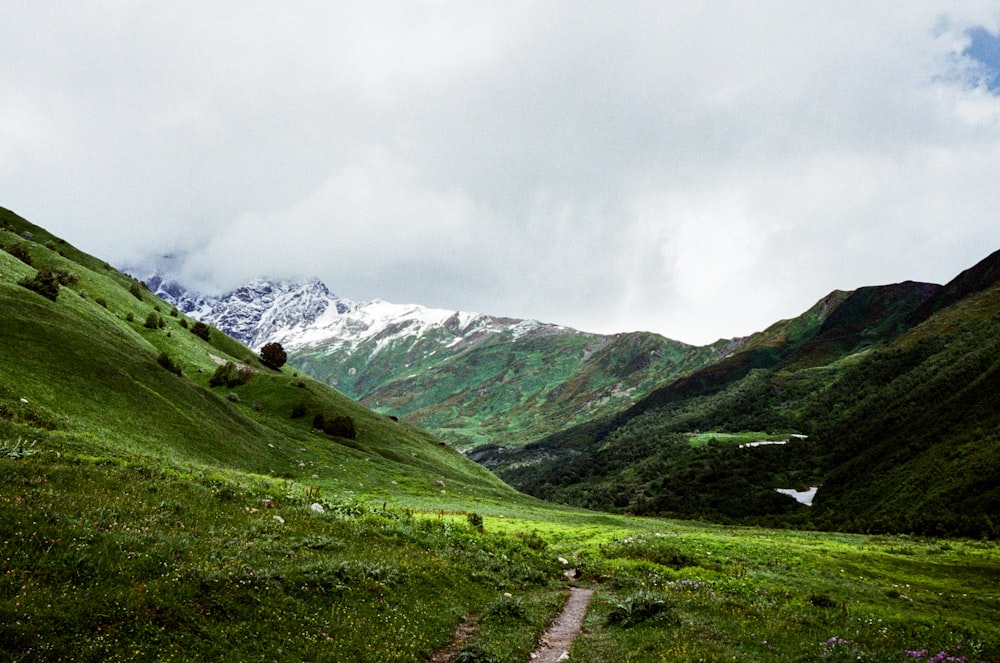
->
[147,274,558,354]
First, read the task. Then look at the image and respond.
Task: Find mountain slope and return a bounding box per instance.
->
[149,276,732,451]
[0,206,520,504]
[490,261,1000,537]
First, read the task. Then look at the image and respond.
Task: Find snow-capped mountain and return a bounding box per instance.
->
[146,275,559,353]
[145,274,718,451]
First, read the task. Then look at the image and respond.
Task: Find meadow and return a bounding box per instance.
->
[3,448,998,662]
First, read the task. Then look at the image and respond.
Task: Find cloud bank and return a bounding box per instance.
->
[3,2,1000,344]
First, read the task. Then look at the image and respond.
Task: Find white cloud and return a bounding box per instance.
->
[3,2,1000,344]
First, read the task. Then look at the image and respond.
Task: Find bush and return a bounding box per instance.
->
[52,268,79,286]
[515,531,547,551]
[128,280,144,301]
[156,352,182,376]
[260,342,287,370]
[606,591,679,628]
[18,266,61,301]
[322,415,357,439]
[467,512,485,533]
[310,413,357,439]
[291,401,307,419]
[484,594,526,622]
[209,362,253,388]
[190,321,211,341]
[6,242,32,265]
[144,312,161,329]
[95,297,107,308]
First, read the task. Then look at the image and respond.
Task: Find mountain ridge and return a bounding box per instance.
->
[145,272,730,450]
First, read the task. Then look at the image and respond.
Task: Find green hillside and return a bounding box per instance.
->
[292,318,728,452]
[493,257,1000,538]
[0,206,518,505]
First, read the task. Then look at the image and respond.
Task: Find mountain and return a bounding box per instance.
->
[0,206,521,503]
[148,275,733,451]
[487,256,1000,538]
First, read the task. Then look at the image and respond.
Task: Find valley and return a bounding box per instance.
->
[2,204,998,661]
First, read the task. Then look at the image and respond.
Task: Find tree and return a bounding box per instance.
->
[18,266,61,301]
[260,342,287,370]
[190,321,211,341]
[6,242,32,265]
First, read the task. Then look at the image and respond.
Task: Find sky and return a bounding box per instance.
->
[3,2,1000,345]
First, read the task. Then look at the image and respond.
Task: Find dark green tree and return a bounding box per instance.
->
[6,242,32,265]
[18,266,61,301]
[190,321,211,341]
[259,342,287,370]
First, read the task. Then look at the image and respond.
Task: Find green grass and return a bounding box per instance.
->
[685,431,796,447]
[3,451,998,661]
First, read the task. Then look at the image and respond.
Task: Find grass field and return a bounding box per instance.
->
[3,450,998,662]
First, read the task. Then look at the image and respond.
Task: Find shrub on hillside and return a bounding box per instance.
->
[323,415,357,439]
[144,312,161,329]
[209,362,253,388]
[128,280,144,301]
[18,266,61,301]
[291,401,307,418]
[157,352,182,376]
[6,242,32,265]
[311,413,357,439]
[259,342,287,370]
[190,321,211,341]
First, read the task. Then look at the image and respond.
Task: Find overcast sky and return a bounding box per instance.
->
[4,2,1000,344]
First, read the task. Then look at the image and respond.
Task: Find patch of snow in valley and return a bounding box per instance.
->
[775,486,819,506]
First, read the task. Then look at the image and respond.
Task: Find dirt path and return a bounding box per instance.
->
[427,615,478,663]
[529,587,594,662]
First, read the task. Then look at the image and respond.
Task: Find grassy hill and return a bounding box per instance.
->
[291,317,730,453]
[0,206,519,506]
[2,205,999,662]
[492,254,1000,538]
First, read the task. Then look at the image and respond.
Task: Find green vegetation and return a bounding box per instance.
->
[260,341,288,370]
[291,325,726,451]
[1,206,998,660]
[494,267,1000,539]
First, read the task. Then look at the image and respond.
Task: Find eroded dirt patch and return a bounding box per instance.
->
[427,615,478,662]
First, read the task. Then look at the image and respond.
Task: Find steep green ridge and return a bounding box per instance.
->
[292,323,729,451]
[0,205,520,504]
[492,258,1000,538]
